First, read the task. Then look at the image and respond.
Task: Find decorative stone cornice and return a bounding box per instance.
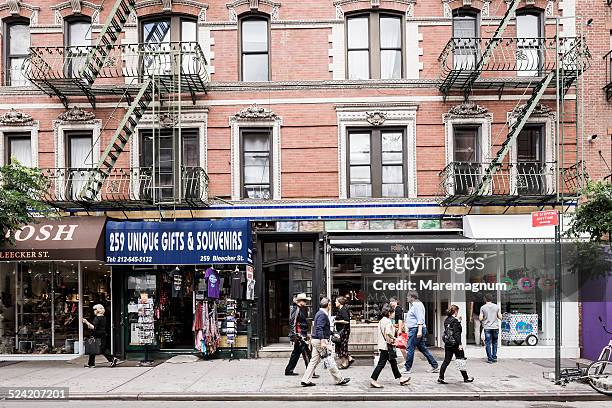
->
[233,104,278,121]
[365,111,387,126]
[57,107,96,122]
[447,101,488,116]
[158,112,177,128]
[512,103,552,117]
[51,1,101,24]
[226,0,280,21]
[0,108,34,126]
[0,2,40,24]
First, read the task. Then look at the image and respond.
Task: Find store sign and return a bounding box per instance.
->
[105,219,252,265]
[531,210,559,227]
[0,217,106,261]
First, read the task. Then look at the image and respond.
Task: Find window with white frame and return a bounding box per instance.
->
[4,19,31,86]
[241,129,272,199]
[240,17,270,81]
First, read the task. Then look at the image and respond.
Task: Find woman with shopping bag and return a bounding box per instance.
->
[82,304,120,368]
[438,305,474,384]
[370,305,411,388]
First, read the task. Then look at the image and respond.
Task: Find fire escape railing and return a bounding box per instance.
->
[604,50,612,102]
[439,161,584,205]
[41,167,209,208]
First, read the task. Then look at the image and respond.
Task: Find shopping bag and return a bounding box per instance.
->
[455,357,467,371]
[84,337,101,355]
[394,332,408,349]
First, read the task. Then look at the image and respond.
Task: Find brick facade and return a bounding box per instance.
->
[0,0,606,216]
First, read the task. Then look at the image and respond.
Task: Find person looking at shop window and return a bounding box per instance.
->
[403,291,439,374]
[285,293,315,376]
[301,298,350,387]
[83,304,120,368]
[438,304,474,384]
[479,293,502,363]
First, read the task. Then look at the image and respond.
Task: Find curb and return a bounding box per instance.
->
[66,391,609,402]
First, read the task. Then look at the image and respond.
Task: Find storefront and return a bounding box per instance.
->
[327,215,581,359]
[0,217,109,360]
[105,219,254,359]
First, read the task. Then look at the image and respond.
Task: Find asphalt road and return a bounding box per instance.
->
[1,401,611,408]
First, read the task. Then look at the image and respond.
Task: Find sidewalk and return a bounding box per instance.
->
[0,352,606,401]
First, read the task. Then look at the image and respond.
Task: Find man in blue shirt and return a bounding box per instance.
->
[403,291,438,374]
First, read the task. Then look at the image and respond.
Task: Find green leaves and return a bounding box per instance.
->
[566,181,612,243]
[0,161,55,244]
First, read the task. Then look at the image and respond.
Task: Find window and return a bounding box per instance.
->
[5,133,31,166]
[66,18,92,78]
[241,17,269,81]
[242,129,271,199]
[140,128,200,201]
[516,12,543,76]
[347,13,403,80]
[516,125,545,194]
[4,21,30,86]
[141,16,198,76]
[66,131,93,199]
[452,9,478,69]
[348,129,406,198]
[452,126,480,195]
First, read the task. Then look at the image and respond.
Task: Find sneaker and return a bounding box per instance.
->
[336,378,350,386]
[301,382,316,387]
[312,374,320,379]
[437,378,448,384]
[285,372,299,376]
[464,377,474,383]
[84,364,95,368]
[110,358,119,367]
[429,367,439,373]
[487,360,494,364]
[401,368,412,375]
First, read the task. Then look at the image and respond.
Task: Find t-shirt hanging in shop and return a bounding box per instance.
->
[230,270,245,299]
[170,270,183,298]
[205,267,220,299]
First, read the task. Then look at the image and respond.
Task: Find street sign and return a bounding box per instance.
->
[531,210,559,227]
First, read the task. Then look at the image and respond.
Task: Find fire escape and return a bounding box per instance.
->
[23,0,210,210]
[438,0,590,207]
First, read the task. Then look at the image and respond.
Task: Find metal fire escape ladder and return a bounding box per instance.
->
[80,0,137,86]
[461,0,521,96]
[475,72,555,196]
[80,78,154,200]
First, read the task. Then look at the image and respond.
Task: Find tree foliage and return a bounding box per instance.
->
[566,181,612,243]
[0,161,54,244]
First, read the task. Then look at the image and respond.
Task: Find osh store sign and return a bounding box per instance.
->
[106,220,252,265]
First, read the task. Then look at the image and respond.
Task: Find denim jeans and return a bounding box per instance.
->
[484,329,499,361]
[404,326,438,371]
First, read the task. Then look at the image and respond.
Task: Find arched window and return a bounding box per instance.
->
[4,19,30,86]
[346,11,404,80]
[516,10,543,76]
[452,9,479,69]
[240,16,270,81]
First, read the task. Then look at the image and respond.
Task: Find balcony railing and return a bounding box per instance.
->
[22,42,209,94]
[604,50,612,101]
[439,161,582,205]
[438,37,589,93]
[41,166,208,208]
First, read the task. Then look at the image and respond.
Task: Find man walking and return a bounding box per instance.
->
[285,293,312,376]
[389,297,404,333]
[301,298,350,387]
[403,291,438,374]
[480,293,502,363]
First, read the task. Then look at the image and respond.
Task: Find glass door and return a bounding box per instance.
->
[125,271,158,352]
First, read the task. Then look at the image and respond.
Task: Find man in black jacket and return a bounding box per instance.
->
[285,293,312,376]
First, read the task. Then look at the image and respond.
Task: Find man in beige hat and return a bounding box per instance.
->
[285,293,317,377]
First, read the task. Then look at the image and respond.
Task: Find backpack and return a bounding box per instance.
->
[442,318,457,347]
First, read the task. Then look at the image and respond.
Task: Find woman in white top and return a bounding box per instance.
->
[370,305,411,388]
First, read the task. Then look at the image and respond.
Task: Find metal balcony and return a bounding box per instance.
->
[604,50,612,102]
[438,37,588,97]
[439,161,583,206]
[23,42,209,106]
[41,166,209,210]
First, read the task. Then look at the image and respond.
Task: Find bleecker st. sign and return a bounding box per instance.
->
[0,217,106,261]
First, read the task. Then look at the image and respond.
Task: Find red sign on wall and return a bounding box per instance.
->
[531,210,559,227]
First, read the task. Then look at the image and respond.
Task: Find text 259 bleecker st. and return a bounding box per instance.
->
[108,229,244,254]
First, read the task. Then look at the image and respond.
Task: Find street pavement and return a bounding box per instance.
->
[0,352,607,401]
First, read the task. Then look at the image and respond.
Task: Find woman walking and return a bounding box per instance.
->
[438,305,474,384]
[83,304,119,368]
[334,296,354,369]
[370,305,411,388]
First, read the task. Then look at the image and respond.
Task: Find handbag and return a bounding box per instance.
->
[84,337,101,355]
[394,332,408,349]
[455,357,467,371]
[331,328,344,344]
[381,324,398,361]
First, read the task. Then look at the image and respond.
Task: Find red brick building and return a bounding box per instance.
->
[0,0,603,361]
